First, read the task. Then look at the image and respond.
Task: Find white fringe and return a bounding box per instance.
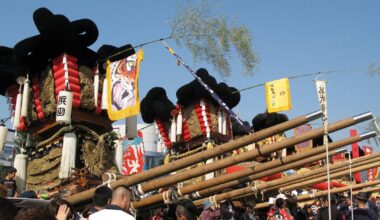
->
[14,154,27,193]
[114,140,123,173]
[101,78,108,109]
[170,118,176,143]
[59,133,77,179]
[21,77,30,117]
[94,74,99,107]
[13,93,22,129]
[176,110,183,135]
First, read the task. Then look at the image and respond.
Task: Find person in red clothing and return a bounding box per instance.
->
[267,194,294,220]
[199,200,220,220]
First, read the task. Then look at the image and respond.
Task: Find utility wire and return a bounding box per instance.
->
[102,34,217,63]
[235,68,365,93]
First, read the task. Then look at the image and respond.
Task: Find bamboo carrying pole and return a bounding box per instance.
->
[297,186,380,208]
[135,113,372,195]
[132,131,376,208]
[193,130,375,198]
[67,111,322,204]
[254,180,380,209]
[263,153,380,192]
[279,161,380,192]
[193,161,380,207]
[230,155,376,202]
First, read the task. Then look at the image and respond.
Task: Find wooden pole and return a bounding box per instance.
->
[67,111,323,204]
[253,180,380,209]
[296,186,380,208]
[193,159,380,207]
[136,113,373,194]
[263,154,380,192]
[279,161,380,192]
[195,131,376,198]
[131,132,376,208]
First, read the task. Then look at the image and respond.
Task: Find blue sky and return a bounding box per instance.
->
[0,1,379,146]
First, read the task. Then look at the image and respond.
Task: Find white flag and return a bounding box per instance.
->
[315,80,327,120]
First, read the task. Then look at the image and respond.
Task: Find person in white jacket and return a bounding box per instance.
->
[89,186,135,220]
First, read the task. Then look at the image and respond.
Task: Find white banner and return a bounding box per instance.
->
[315,80,327,120]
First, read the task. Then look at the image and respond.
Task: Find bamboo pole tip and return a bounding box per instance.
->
[360,131,377,139]
[353,112,373,122]
[306,110,323,121]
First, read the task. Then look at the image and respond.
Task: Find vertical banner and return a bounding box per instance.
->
[265,78,291,113]
[363,146,378,181]
[315,80,327,120]
[121,131,145,175]
[350,129,362,183]
[294,124,313,153]
[107,49,144,120]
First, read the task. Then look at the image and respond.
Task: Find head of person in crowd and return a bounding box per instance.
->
[163,203,178,220]
[314,199,321,207]
[45,197,77,220]
[220,199,235,220]
[82,185,113,218]
[20,190,38,199]
[304,204,312,216]
[93,185,112,209]
[175,199,198,220]
[6,167,17,180]
[275,194,288,209]
[0,196,18,220]
[355,191,369,208]
[14,207,55,220]
[321,194,338,207]
[111,185,133,212]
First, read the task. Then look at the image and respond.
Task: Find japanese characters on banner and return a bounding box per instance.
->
[265,78,291,113]
[294,124,313,153]
[107,49,144,120]
[315,80,327,120]
[363,146,378,181]
[121,130,145,175]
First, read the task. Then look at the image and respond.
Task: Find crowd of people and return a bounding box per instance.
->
[265,192,380,220]
[1,166,380,220]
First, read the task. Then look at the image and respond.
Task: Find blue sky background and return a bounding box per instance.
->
[0,1,379,147]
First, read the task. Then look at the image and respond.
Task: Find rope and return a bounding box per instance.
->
[36,125,72,148]
[101,172,117,189]
[234,68,365,94]
[162,40,250,133]
[164,154,171,164]
[137,184,144,196]
[36,124,100,149]
[177,188,183,197]
[129,202,137,219]
[167,143,208,160]
[192,191,201,199]
[102,34,218,63]
[209,195,219,208]
[171,187,180,200]
[162,190,172,204]
[74,124,100,138]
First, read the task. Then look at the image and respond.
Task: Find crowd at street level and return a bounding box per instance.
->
[1,166,380,220]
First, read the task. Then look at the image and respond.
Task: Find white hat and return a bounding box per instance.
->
[276,193,287,200]
[291,190,298,197]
